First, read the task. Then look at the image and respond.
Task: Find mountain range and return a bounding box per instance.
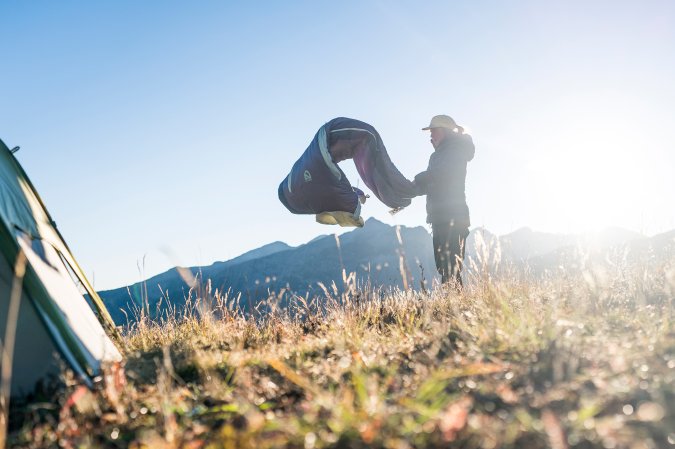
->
[98,218,674,325]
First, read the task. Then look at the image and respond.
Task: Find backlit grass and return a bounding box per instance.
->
[7,246,675,449]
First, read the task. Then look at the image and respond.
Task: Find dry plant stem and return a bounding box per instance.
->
[0,250,27,449]
[5,240,675,448]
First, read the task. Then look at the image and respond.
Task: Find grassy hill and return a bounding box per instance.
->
[7,238,674,449]
[98,219,437,325]
[97,219,654,326]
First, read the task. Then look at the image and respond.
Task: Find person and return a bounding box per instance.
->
[278,117,418,227]
[413,115,475,287]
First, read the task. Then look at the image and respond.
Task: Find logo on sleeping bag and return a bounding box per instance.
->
[304,170,312,182]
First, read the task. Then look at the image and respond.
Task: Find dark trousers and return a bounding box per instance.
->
[432,222,469,287]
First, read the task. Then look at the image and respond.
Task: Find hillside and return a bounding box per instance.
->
[98,219,436,324]
[8,237,675,448]
[98,220,668,325]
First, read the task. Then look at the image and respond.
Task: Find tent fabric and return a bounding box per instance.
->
[0,253,62,396]
[278,118,418,226]
[0,141,118,335]
[0,138,122,398]
[0,164,41,239]
[18,236,120,369]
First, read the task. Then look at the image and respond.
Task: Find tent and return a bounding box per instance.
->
[0,138,122,399]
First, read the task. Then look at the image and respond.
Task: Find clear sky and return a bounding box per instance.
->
[2,1,674,290]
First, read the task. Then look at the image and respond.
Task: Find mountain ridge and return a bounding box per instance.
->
[98,219,672,324]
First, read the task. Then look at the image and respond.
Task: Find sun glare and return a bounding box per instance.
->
[525,116,647,232]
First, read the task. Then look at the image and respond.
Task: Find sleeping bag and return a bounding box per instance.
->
[278,117,418,227]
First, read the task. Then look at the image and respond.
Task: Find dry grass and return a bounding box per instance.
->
[6,248,675,449]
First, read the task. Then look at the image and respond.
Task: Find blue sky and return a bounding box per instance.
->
[2,1,674,289]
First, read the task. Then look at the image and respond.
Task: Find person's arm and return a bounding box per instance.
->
[414,151,452,194]
[413,171,431,194]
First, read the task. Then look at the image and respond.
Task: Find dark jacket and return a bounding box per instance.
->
[414,133,475,225]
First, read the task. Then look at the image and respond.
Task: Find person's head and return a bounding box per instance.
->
[422,115,462,148]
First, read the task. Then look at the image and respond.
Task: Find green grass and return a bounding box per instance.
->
[7,254,675,449]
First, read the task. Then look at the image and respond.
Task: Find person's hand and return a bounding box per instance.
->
[353,187,369,204]
[413,173,425,185]
[413,172,429,196]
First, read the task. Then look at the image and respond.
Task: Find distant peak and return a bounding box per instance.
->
[365,217,386,225]
[262,241,292,249]
[307,234,329,244]
[598,226,644,238]
[211,241,292,267]
[507,227,534,236]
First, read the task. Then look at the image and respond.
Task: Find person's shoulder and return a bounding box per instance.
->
[450,132,473,146]
[458,133,475,160]
[459,133,473,144]
[439,134,474,161]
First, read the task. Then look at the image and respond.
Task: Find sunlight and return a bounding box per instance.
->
[526,114,647,231]
[516,85,665,233]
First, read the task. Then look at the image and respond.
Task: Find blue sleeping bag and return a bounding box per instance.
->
[278,118,418,227]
